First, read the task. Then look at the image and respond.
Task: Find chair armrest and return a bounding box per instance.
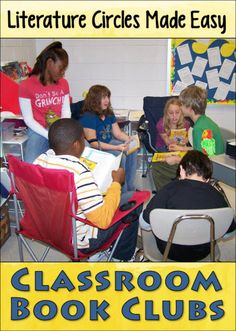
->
[73,190,151,229]
[139,211,152,231]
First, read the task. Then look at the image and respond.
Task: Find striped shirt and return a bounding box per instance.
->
[34,149,104,248]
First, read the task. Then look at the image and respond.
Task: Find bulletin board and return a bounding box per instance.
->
[170,39,236,104]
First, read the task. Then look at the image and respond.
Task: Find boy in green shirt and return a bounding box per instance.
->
[178,85,225,156]
[152,86,225,191]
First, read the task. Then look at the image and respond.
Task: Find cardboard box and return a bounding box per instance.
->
[0,202,11,247]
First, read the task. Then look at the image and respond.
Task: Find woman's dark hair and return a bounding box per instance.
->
[82,85,114,116]
[30,41,68,85]
[177,150,213,180]
[49,118,84,154]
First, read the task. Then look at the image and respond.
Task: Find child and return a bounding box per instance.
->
[155,97,190,151]
[152,86,225,191]
[140,150,235,261]
[19,41,71,163]
[34,118,139,261]
[152,97,190,191]
[171,85,225,156]
[80,85,137,193]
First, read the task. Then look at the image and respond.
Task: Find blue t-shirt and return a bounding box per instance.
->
[80,112,116,143]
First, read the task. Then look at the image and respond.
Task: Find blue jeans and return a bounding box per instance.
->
[80,204,143,260]
[25,129,49,163]
[106,139,138,192]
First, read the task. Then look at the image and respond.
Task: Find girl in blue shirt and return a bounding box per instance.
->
[80,85,137,192]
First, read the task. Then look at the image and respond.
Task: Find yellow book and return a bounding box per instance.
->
[152,151,187,162]
[79,157,97,171]
[80,147,122,194]
[169,128,187,145]
[126,134,140,155]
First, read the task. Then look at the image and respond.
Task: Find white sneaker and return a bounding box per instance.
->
[88,250,110,262]
[111,257,123,262]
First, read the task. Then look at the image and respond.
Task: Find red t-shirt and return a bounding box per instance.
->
[19,75,69,129]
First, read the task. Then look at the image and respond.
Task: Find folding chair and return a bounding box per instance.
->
[137,96,194,178]
[8,154,150,262]
[70,100,84,121]
[137,96,173,178]
[141,207,234,262]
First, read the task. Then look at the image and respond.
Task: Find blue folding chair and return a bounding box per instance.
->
[137,96,173,178]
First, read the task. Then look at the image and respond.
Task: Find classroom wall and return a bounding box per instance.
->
[36,39,169,110]
[1,39,235,133]
[1,39,36,68]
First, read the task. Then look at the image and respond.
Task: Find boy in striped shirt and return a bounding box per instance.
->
[34,118,139,261]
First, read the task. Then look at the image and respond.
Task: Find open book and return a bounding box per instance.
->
[169,128,188,145]
[152,151,187,162]
[126,134,140,155]
[80,147,122,194]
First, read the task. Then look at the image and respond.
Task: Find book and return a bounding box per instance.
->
[152,151,187,162]
[169,128,188,145]
[19,61,30,78]
[2,61,22,82]
[80,147,122,194]
[126,134,140,155]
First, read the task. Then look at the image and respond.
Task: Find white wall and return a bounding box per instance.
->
[36,39,169,110]
[1,39,36,67]
[206,104,235,134]
[1,38,235,133]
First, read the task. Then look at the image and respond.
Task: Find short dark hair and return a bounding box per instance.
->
[177,150,213,180]
[48,118,84,154]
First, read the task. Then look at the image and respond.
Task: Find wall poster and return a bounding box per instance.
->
[170,39,236,104]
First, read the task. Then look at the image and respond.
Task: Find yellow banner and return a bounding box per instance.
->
[1,262,235,330]
[1,1,235,38]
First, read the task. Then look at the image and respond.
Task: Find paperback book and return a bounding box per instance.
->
[126,134,140,155]
[152,151,187,162]
[169,128,188,145]
[80,147,122,194]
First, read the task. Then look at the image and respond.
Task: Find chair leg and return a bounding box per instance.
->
[107,230,124,262]
[16,233,24,261]
[18,234,39,261]
[40,247,51,262]
[142,147,150,178]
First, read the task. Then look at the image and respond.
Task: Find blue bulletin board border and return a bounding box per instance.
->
[170,39,236,104]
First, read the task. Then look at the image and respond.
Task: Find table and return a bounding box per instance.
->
[2,133,28,161]
[211,154,236,188]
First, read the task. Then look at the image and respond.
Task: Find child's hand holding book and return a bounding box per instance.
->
[125,134,140,155]
[168,143,187,151]
[112,168,125,185]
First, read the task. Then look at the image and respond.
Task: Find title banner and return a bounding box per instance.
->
[1,1,235,38]
[1,262,235,330]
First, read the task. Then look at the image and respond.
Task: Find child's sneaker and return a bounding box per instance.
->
[87,249,110,262]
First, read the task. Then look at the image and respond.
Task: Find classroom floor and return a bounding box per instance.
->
[1,171,235,262]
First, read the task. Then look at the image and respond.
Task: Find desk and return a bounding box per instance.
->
[211,154,236,188]
[1,117,28,161]
[2,133,28,161]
